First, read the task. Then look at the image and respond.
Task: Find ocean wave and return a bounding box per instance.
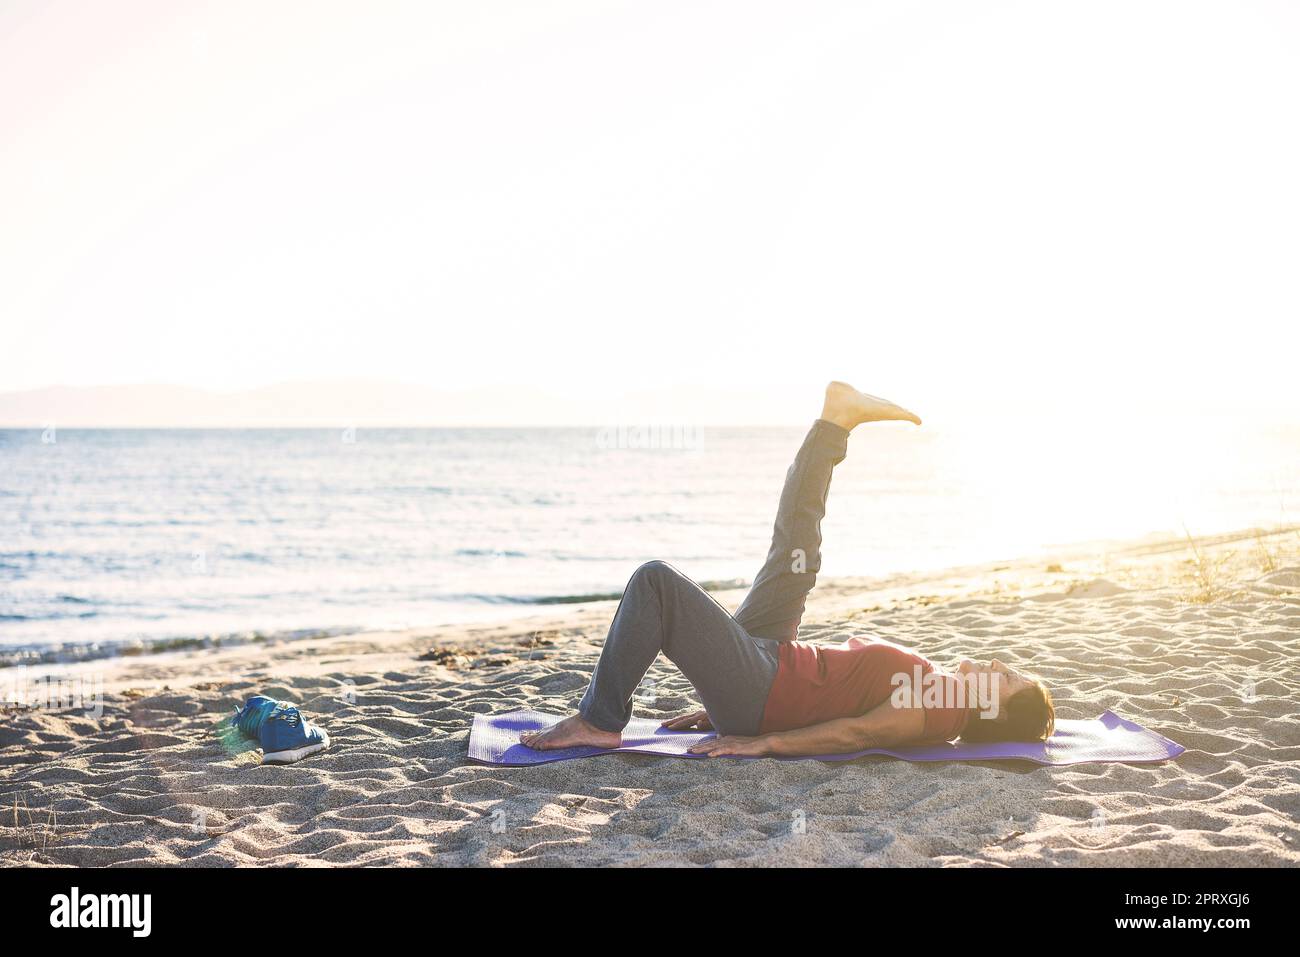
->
[0,625,364,668]
[0,609,98,622]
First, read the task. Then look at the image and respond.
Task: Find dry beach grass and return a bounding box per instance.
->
[2,526,1298,867]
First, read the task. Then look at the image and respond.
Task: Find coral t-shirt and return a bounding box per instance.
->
[759,636,972,741]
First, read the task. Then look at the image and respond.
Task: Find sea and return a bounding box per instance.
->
[2,420,1297,664]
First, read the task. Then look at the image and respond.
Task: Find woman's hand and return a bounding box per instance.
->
[660,710,713,732]
[687,734,773,757]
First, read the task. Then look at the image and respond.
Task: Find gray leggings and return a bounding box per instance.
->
[578,419,849,735]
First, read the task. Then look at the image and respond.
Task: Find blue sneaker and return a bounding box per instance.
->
[231,695,331,764]
[231,695,279,739]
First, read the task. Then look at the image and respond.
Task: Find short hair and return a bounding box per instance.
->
[961,681,1055,743]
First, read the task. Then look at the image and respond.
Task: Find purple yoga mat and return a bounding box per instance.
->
[468,709,1184,767]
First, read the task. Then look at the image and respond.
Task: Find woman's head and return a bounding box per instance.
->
[955,658,1055,743]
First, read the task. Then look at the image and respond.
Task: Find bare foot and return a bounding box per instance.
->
[520,713,622,751]
[821,381,921,430]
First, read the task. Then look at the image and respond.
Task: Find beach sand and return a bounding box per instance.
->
[3,526,1298,867]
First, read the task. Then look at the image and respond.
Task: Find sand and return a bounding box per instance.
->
[2,525,1298,867]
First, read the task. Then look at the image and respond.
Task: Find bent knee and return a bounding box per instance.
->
[630,559,679,589]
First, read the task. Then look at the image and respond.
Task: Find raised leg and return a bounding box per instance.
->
[733,420,848,642]
[734,381,920,642]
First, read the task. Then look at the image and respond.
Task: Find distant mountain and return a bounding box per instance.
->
[0,381,806,427]
[2,380,1291,429]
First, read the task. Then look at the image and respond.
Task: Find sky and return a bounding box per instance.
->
[2,0,1298,424]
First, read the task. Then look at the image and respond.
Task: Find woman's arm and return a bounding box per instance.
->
[687,698,927,757]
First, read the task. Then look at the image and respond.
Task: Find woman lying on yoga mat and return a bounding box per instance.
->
[521,382,1055,758]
